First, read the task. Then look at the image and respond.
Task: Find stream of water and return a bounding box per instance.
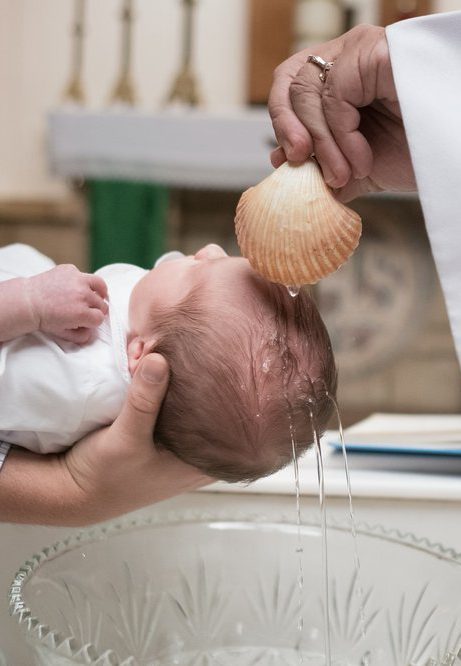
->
[287,285,366,664]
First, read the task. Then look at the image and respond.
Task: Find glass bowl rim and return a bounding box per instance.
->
[9,509,461,666]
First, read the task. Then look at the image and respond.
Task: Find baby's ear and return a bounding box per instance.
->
[127,336,158,376]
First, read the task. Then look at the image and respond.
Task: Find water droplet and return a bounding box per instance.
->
[287,285,301,298]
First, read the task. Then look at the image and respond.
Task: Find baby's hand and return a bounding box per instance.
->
[25,264,109,344]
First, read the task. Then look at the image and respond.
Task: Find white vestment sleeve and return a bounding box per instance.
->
[386,12,461,368]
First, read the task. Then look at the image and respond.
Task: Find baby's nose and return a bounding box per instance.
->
[194,244,228,260]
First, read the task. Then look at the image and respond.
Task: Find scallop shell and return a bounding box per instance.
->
[235,160,362,286]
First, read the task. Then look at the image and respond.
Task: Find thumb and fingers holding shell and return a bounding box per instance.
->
[319,25,394,179]
[288,28,382,185]
[322,86,374,181]
[270,146,287,168]
[269,67,314,165]
[243,60,361,288]
[289,59,350,186]
[269,40,346,171]
[271,25,389,186]
[240,28,391,287]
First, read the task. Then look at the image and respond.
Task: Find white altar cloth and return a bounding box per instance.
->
[48,107,274,190]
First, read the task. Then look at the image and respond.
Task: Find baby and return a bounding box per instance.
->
[0,242,337,483]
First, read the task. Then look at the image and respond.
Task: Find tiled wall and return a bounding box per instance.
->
[0,196,88,269]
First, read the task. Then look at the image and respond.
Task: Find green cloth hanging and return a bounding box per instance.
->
[88,180,169,271]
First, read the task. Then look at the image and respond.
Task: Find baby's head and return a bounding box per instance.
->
[128,244,337,482]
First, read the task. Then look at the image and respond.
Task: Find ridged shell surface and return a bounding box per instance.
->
[235,160,362,285]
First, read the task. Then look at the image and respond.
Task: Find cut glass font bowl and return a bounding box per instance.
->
[9,511,461,665]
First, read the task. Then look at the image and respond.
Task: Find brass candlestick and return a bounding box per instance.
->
[110,0,137,105]
[63,0,86,104]
[167,0,202,106]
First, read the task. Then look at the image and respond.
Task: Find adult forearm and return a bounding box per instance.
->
[0,278,37,342]
[0,441,209,527]
[0,448,85,526]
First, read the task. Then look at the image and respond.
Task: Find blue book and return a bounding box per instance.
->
[329,413,461,457]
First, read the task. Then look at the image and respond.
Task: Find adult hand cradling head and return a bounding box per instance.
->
[1,353,211,526]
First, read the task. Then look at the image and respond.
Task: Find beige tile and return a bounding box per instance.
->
[0,196,88,269]
[388,356,461,412]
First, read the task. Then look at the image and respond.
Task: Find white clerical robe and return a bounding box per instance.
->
[386,12,461,367]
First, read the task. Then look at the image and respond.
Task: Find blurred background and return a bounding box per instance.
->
[1,0,461,425]
[2,4,461,664]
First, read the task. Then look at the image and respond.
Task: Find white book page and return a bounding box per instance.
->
[341,413,461,448]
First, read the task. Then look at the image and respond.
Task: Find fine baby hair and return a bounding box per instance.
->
[153,273,337,483]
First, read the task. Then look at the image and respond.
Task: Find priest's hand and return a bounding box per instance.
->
[268,24,416,201]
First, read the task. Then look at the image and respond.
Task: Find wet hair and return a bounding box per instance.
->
[153,273,337,483]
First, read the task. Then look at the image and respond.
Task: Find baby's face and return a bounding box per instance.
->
[129,244,261,343]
